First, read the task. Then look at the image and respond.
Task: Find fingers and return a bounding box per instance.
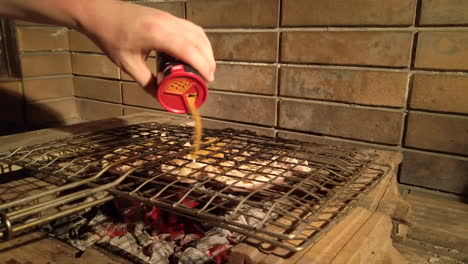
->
[152,16,216,82]
[168,36,215,82]
[123,56,157,91]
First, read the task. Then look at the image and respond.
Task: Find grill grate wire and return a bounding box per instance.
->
[0,122,390,252]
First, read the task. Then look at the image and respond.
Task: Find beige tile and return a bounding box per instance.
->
[76,99,122,121]
[210,64,277,95]
[17,27,69,51]
[122,82,163,110]
[405,112,468,155]
[420,0,468,25]
[280,67,407,107]
[187,0,278,28]
[200,92,276,125]
[202,119,275,136]
[71,53,119,79]
[411,74,468,114]
[281,31,412,67]
[208,32,278,62]
[279,100,403,144]
[23,76,74,101]
[74,77,121,103]
[282,0,415,26]
[415,32,468,71]
[134,1,184,18]
[21,53,72,77]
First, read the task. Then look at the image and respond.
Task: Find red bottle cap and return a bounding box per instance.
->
[157,65,208,114]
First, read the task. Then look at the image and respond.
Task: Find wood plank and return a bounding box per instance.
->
[0,232,132,264]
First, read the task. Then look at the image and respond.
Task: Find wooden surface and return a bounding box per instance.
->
[0,114,181,264]
[0,231,132,264]
[228,150,410,264]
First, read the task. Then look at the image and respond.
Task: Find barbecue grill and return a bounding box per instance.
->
[0,121,390,253]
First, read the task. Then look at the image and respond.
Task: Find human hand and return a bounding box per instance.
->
[79,1,215,89]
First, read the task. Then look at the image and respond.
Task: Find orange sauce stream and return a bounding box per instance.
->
[185,94,202,161]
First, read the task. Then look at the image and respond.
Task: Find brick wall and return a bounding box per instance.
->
[0,20,77,135]
[9,0,468,195]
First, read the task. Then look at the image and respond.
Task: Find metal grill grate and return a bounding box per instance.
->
[0,122,390,252]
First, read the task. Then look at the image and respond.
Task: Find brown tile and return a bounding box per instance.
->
[200,92,276,125]
[210,64,277,94]
[21,53,72,77]
[74,77,121,103]
[279,100,403,144]
[134,1,184,18]
[405,112,468,155]
[411,74,468,114]
[0,103,23,125]
[202,119,275,136]
[282,0,415,26]
[281,31,412,67]
[0,82,23,123]
[280,67,407,107]
[17,27,69,52]
[121,58,157,81]
[208,32,277,62]
[277,131,390,150]
[71,54,119,79]
[187,0,278,28]
[26,98,77,125]
[23,76,73,101]
[420,0,468,25]
[69,30,102,53]
[400,151,468,194]
[415,32,468,71]
[0,81,21,98]
[122,106,186,120]
[76,99,122,121]
[122,82,163,110]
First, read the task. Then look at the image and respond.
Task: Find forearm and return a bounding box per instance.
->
[0,0,215,85]
[0,0,120,33]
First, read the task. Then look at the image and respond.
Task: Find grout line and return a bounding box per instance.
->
[276,96,404,112]
[20,51,70,55]
[408,109,468,119]
[214,60,468,76]
[26,96,75,104]
[414,0,423,27]
[22,74,74,80]
[76,97,123,106]
[403,146,468,159]
[400,73,414,147]
[275,0,282,129]
[204,26,468,32]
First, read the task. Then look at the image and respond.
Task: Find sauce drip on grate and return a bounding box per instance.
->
[185,94,202,161]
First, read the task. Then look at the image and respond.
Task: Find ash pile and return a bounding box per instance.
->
[46,196,255,264]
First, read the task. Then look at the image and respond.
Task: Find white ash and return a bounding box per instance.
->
[71,233,103,251]
[178,247,211,264]
[110,233,151,262]
[229,203,278,228]
[195,228,230,253]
